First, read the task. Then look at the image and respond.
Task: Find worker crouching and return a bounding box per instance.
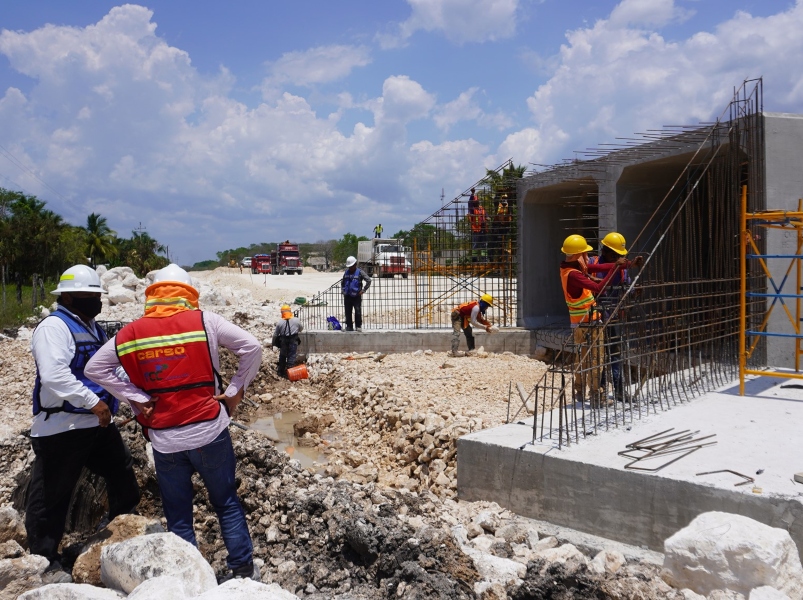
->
[272,304,304,378]
[450,294,494,357]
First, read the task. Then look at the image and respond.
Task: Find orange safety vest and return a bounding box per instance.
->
[560,266,599,326]
[453,300,485,328]
[469,206,486,233]
[116,310,222,431]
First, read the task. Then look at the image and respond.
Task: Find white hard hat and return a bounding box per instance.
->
[52,265,106,296]
[152,263,194,287]
[345,256,357,267]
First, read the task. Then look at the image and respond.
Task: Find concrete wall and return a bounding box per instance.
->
[763,113,803,368]
[518,177,599,328]
[457,432,803,560]
[298,329,541,355]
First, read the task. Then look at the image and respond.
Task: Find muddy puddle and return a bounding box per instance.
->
[248,410,329,471]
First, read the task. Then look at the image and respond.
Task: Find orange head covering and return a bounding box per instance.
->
[144,282,200,318]
[281,304,293,319]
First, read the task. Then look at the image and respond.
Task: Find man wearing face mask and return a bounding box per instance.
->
[26,265,141,583]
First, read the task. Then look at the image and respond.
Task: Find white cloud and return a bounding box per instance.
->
[0,6,450,261]
[510,0,803,167]
[379,0,520,48]
[263,44,372,93]
[434,88,513,131]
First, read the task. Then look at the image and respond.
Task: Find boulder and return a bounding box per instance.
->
[0,540,24,559]
[494,522,533,545]
[194,578,299,599]
[533,543,588,574]
[106,285,136,305]
[126,575,187,600]
[472,510,501,534]
[0,506,27,545]
[100,532,216,596]
[120,273,140,289]
[749,587,790,600]
[662,512,803,597]
[73,514,164,586]
[462,546,526,586]
[198,283,225,306]
[18,583,124,599]
[0,553,49,599]
[588,549,626,575]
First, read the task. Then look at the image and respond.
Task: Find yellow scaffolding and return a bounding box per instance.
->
[739,185,803,394]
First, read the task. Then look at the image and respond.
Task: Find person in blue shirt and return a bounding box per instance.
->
[341,256,372,332]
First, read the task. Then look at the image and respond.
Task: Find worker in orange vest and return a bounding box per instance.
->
[560,235,624,405]
[468,198,487,262]
[450,294,494,357]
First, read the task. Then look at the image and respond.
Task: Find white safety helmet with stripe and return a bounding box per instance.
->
[52,265,107,296]
[151,263,195,288]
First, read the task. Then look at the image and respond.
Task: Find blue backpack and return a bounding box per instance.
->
[326,316,342,331]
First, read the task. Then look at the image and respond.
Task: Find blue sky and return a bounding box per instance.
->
[0,0,800,265]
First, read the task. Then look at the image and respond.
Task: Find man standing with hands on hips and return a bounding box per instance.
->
[86,264,263,582]
[26,265,141,583]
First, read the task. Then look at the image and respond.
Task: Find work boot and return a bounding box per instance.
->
[218,561,261,584]
[448,351,465,358]
[356,327,362,332]
[345,326,354,332]
[466,349,477,356]
[42,560,73,584]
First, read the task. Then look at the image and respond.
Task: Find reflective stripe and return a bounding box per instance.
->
[560,266,598,325]
[117,330,207,356]
[145,297,197,311]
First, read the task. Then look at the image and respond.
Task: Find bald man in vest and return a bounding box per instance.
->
[559,235,624,406]
[86,264,262,583]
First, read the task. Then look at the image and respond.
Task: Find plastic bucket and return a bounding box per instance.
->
[287,364,308,381]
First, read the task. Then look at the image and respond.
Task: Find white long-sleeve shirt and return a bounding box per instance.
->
[85,311,262,454]
[30,307,106,437]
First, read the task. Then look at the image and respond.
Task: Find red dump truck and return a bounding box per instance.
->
[251,254,272,274]
[271,241,303,275]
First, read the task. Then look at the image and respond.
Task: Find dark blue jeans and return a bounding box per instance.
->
[152,428,252,570]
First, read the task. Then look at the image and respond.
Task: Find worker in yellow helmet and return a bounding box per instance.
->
[586,232,643,402]
[450,293,494,357]
[272,304,304,378]
[560,235,624,406]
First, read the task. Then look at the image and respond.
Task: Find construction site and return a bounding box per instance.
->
[2,78,803,599]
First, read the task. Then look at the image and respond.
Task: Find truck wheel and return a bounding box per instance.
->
[402,273,409,279]
[366,266,373,276]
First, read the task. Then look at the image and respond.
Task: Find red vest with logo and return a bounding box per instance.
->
[116,310,221,430]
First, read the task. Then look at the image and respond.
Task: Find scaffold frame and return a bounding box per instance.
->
[739,187,803,393]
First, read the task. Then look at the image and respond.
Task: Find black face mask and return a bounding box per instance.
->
[70,296,103,320]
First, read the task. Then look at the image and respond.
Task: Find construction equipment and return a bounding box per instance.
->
[358,238,411,278]
[270,241,303,275]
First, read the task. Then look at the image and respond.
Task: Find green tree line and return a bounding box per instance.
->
[0,187,170,285]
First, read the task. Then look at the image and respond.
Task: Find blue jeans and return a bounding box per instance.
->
[152,428,252,570]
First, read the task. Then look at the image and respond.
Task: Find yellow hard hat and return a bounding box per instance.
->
[561,234,593,255]
[480,293,494,306]
[601,232,628,256]
[281,304,292,318]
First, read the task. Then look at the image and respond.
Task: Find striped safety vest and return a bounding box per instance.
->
[116,310,222,431]
[560,266,599,326]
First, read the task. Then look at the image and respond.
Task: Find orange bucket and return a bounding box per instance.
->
[287,364,308,381]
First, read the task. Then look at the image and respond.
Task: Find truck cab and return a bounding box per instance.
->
[357,238,411,278]
[272,241,303,275]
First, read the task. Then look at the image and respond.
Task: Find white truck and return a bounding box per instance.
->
[357,238,411,278]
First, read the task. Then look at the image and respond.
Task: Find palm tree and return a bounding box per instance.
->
[85,213,117,267]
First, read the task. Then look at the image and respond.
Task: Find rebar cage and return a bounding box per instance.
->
[298,161,523,330]
[526,79,767,448]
